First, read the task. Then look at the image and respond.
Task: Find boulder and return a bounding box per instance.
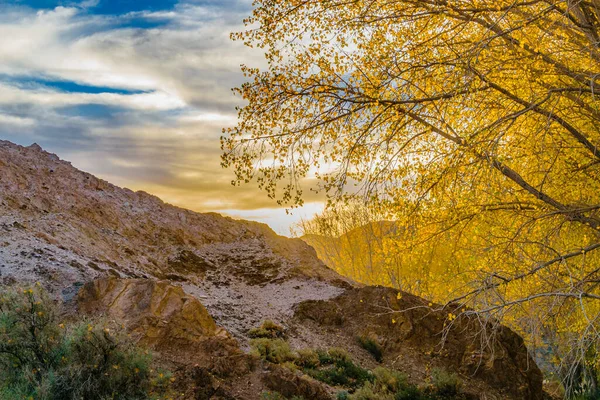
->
[77,278,252,377]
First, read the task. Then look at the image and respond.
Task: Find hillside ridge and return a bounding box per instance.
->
[0,140,350,339]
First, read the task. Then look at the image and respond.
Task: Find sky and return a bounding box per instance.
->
[0,0,325,235]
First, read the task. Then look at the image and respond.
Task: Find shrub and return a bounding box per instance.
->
[337,391,350,400]
[0,285,172,400]
[249,320,286,339]
[250,338,296,364]
[431,368,462,397]
[261,391,305,400]
[372,367,408,393]
[349,382,393,400]
[305,349,372,389]
[328,347,352,363]
[316,349,334,365]
[394,384,425,400]
[296,348,320,369]
[358,335,383,362]
[261,391,285,399]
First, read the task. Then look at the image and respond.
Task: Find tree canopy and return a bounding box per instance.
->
[223,0,600,393]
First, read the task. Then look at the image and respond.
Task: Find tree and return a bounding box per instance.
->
[222,0,600,395]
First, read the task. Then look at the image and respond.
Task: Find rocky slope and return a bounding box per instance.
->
[0,140,349,339]
[0,141,544,399]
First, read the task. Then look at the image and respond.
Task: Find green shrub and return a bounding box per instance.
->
[372,367,408,393]
[261,391,286,400]
[305,349,372,389]
[394,385,425,400]
[316,349,334,365]
[328,347,352,363]
[431,368,462,397]
[358,335,383,362]
[349,382,393,400]
[296,348,320,369]
[0,285,172,400]
[337,391,350,400]
[249,320,286,339]
[251,338,296,364]
[261,391,305,400]
[573,391,600,400]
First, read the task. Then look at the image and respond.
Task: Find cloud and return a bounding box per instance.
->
[0,0,323,236]
[0,114,36,126]
[0,82,185,111]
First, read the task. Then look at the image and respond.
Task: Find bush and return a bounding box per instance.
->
[0,285,172,400]
[251,338,296,364]
[305,348,372,389]
[394,384,425,400]
[296,348,320,369]
[358,335,383,362]
[431,368,462,397]
[261,391,305,400]
[372,367,408,393]
[316,349,334,365]
[328,347,352,363]
[337,391,350,400]
[249,320,286,339]
[350,382,393,400]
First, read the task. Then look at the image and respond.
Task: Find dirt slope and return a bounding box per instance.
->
[0,140,349,340]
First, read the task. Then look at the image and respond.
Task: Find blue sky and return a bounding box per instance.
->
[0,0,324,234]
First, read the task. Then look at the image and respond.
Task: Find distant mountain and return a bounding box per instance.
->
[300,220,406,287]
[0,141,544,399]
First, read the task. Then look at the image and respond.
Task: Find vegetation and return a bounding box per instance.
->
[430,369,462,397]
[261,391,305,400]
[251,337,467,399]
[358,334,384,362]
[223,0,600,393]
[0,285,173,400]
[250,338,296,364]
[248,320,286,339]
[303,349,373,390]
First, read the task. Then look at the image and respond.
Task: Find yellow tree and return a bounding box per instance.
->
[222,0,600,393]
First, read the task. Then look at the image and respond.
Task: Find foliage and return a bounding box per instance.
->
[251,336,467,400]
[347,368,466,400]
[261,391,305,400]
[0,285,173,400]
[296,348,320,369]
[358,335,384,363]
[248,320,286,339]
[430,369,462,397]
[372,367,408,393]
[572,389,600,400]
[337,391,350,400]
[303,349,373,389]
[251,338,296,364]
[223,0,600,391]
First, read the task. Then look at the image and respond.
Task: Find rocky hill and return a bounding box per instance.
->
[0,141,545,399]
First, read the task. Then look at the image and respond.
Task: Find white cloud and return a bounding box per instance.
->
[0,114,35,126]
[0,4,261,108]
[0,83,185,111]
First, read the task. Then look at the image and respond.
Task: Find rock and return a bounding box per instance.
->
[77,278,253,375]
[262,364,331,400]
[78,278,222,343]
[27,143,42,152]
[293,286,544,400]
